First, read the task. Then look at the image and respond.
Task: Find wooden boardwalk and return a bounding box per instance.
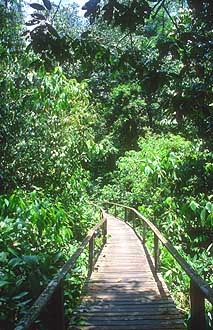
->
[70,214,185,330]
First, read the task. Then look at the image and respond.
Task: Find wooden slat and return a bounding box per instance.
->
[81,297,175,305]
[76,308,180,314]
[72,327,185,330]
[72,327,184,330]
[69,215,185,330]
[77,307,179,313]
[80,315,184,321]
[71,319,185,327]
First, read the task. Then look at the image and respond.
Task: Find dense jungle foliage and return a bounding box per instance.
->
[0,0,212,328]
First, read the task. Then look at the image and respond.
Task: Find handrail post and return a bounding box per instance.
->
[190,280,205,330]
[103,218,107,245]
[132,212,135,228]
[114,204,117,217]
[89,234,94,275]
[154,234,160,273]
[125,208,127,221]
[47,281,65,330]
[143,222,146,244]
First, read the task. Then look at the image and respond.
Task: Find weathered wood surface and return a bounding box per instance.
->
[69,214,185,330]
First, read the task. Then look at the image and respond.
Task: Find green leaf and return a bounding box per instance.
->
[189,201,199,212]
[200,208,206,225]
[144,165,152,176]
[8,257,23,268]
[30,3,46,10]
[0,252,8,262]
[207,214,212,226]
[165,197,173,206]
[46,24,59,37]
[31,13,46,20]
[42,0,51,10]
[23,255,39,265]
[165,269,172,278]
[0,280,10,288]
[12,291,29,300]
[4,198,9,207]
[205,202,212,213]
[7,247,19,257]
[17,299,32,307]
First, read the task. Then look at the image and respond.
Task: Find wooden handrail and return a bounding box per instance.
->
[15,209,107,330]
[104,201,213,330]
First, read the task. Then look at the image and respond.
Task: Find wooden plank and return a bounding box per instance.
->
[86,285,168,293]
[72,319,185,326]
[82,295,171,302]
[77,309,181,316]
[81,297,174,304]
[77,306,179,314]
[76,303,179,315]
[79,315,183,321]
[87,280,157,285]
[77,301,178,307]
[83,294,171,301]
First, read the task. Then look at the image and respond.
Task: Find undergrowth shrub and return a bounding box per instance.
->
[0,189,99,328]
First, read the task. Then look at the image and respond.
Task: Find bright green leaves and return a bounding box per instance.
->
[0,189,77,323]
[1,66,94,196]
[4,198,9,207]
[118,133,191,188]
[189,199,213,227]
[0,190,74,248]
[205,202,212,214]
[101,133,212,247]
[200,208,206,225]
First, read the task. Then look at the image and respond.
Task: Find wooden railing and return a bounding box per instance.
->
[104,201,213,330]
[15,208,107,330]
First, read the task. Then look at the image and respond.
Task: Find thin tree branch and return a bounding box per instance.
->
[162,3,190,62]
[52,0,62,21]
[130,32,133,50]
[151,0,165,19]
[115,31,131,48]
[162,3,179,31]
